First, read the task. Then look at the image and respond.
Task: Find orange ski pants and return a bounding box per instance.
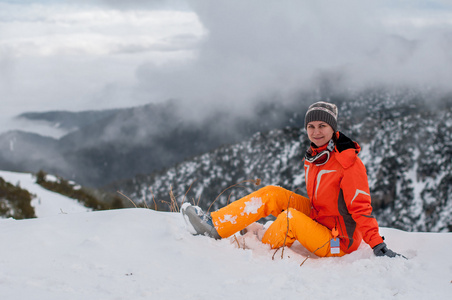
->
[210,185,345,257]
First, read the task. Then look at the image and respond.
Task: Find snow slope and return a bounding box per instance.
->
[0,170,90,217]
[0,171,451,299]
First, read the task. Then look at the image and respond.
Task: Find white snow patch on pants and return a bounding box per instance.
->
[241,197,263,215]
[286,210,293,219]
[219,214,237,224]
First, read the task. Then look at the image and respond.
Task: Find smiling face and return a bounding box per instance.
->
[306,121,335,147]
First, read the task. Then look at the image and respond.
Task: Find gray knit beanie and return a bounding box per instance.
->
[304,101,338,132]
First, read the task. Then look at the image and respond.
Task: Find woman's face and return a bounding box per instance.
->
[306,121,335,147]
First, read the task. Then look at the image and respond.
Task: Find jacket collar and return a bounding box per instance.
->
[305,132,361,169]
[334,132,361,169]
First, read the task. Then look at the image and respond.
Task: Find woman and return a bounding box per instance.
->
[182,101,400,258]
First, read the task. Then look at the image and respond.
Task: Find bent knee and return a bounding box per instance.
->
[258,185,288,196]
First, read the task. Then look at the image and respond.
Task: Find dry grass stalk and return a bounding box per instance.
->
[272,247,281,260]
[159,199,171,208]
[181,179,197,208]
[226,192,233,206]
[233,235,241,248]
[169,185,179,212]
[299,239,331,267]
[272,188,300,260]
[299,256,310,267]
[149,187,158,210]
[299,235,346,267]
[142,194,150,209]
[117,191,138,208]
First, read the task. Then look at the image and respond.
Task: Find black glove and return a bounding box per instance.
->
[373,242,400,258]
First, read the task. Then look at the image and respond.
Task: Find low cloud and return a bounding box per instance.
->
[0,0,204,133]
[135,0,452,118]
[1,0,452,135]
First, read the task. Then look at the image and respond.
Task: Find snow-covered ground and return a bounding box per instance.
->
[0,171,451,299]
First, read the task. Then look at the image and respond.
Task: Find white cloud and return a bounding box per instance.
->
[130,0,452,119]
[0,1,205,133]
[1,0,452,135]
[0,3,204,58]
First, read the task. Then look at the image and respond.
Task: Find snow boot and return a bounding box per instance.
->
[181,203,221,240]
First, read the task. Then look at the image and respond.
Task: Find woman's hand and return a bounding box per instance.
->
[373,242,406,259]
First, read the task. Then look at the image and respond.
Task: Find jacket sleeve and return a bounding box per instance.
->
[340,157,384,248]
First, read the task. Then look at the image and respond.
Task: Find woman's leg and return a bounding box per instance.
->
[211,185,310,238]
[262,208,346,257]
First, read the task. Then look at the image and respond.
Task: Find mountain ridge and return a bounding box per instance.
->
[0,98,308,186]
[1,86,451,232]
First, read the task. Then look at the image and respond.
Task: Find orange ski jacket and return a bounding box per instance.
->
[304,132,384,253]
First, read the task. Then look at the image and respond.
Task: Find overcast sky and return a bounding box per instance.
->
[1,0,452,135]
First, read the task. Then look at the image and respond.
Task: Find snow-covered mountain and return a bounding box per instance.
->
[0,99,302,186]
[112,88,452,233]
[0,170,450,299]
[1,87,451,232]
